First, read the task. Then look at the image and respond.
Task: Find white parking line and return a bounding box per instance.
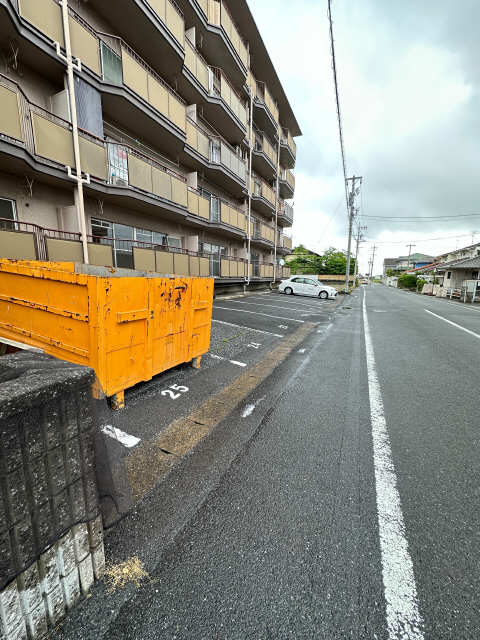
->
[101,425,140,448]
[209,354,247,367]
[212,319,284,338]
[363,293,424,639]
[230,300,320,313]
[213,306,305,323]
[425,309,480,339]
[272,296,333,309]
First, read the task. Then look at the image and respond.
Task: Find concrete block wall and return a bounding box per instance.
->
[0,353,105,639]
[0,517,104,639]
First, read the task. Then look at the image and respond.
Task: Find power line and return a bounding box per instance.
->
[364,232,474,245]
[327,0,349,213]
[362,213,480,220]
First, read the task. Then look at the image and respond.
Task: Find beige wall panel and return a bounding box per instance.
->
[69,18,100,76]
[79,136,107,180]
[166,1,185,45]
[171,177,187,207]
[184,44,196,74]
[237,261,245,277]
[0,231,36,260]
[221,259,230,277]
[128,154,153,193]
[148,75,169,118]
[197,59,209,90]
[88,243,113,266]
[230,261,238,277]
[197,0,208,16]
[174,253,189,275]
[168,94,186,131]
[198,196,210,219]
[220,78,231,106]
[122,50,149,102]
[198,130,209,158]
[187,190,199,215]
[19,0,64,45]
[189,256,200,276]
[208,0,220,25]
[152,166,172,201]
[199,257,209,276]
[260,264,266,278]
[32,114,75,168]
[134,247,156,271]
[186,120,197,148]
[148,0,166,21]
[155,250,174,273]
[46,238,83,262]
[0,86,23,141]
[220,202,230,225]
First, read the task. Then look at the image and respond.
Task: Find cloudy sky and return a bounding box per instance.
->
[249,0,480,274]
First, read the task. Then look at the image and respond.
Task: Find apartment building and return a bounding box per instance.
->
[0,0,300,282]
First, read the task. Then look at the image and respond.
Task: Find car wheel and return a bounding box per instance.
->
[319,290,328,299]
[284,287,293,295]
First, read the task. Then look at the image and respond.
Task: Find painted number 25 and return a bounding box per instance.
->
[161,383,189,400]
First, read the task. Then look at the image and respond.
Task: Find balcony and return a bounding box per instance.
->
[64,12,187,156]
[252,129,277,181]
[248,72,279,140]
[81,0,185,84]
[182,39,247,143]
[186,189,247,238]
[248,260,275,279]
[280,128,296,169]
[277,233,293,254]
[251,172,276,217]
[279,168,295,199]
[277,201,294,227]
[184,118,247,197]
[251,221,275,249]
[184,0,248,90]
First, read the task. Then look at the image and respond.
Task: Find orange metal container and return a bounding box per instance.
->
[0,260,214,406]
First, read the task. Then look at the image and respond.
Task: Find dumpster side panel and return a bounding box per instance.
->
[0,267,91,365]
[101,276,151,396]
[151,278,191,375]
[189,278,214,360]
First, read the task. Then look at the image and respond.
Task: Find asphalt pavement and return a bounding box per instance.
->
[52,285,480,639]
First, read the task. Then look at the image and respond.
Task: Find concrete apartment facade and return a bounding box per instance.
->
[383,253,435,276]
[0,0,300,282]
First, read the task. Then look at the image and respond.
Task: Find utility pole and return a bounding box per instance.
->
[368,244,377,279]
[345,176,363,293]
[406,243,416,270]
[354,222,367,282]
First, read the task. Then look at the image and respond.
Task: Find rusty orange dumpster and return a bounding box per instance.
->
[0,260,214,407]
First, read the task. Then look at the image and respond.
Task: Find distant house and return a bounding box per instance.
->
[383,253,435,275]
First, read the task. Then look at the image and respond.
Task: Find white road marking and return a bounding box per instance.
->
[212,319,284,338]
[298,348,306,353]
[241,396,265,418]
[214,306,305,323]
[363,293,424,640]
[425,309,480,339]
[101,425,140,448]
[317,323,333,334]
[233,300,322,313]
[209,354,247,367]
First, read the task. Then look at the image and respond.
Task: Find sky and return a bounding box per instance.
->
[249,0,480,274]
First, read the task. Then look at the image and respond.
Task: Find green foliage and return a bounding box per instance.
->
[397,274,417,290]
[386,268,396,277]
[416,277,427,292]
[288,246,356,276]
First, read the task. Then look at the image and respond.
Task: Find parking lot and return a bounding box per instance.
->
[102,291,342,452]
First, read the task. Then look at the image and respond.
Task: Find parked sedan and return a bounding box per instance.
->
[279,276,337,299]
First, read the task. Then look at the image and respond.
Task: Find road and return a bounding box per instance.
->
[55,285,480,639]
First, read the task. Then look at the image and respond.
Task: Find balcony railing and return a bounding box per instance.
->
[254,130,277,167]
[187,188,247,233]
[278,233,293,250]
[252,221,275,244]
[184,40,247,128]
[205,0,248,70]
[278,201,294,225]
[251,172,276,207]
[281,128,296,159]
[255,80,279,126]
[279,168,295,191]
[186,118,247,183]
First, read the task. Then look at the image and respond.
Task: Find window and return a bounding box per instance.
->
[304,278,317,286]
[447,271,452,279]
[153,231,168,247]
[135,228,152,245]
[292,277,304,283]
[0,198,17,230]
[168,237,182,249]
[200,242,226,276]
[91,218,112,242]
[113,223,134,269]
[107,143,129,185]
[101,42,123,85]
[472,271,479,280]
[210,139,221,163]
[210,196,220,222]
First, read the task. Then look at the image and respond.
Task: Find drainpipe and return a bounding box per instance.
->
[60,0,89,263]
[246,88,253,285]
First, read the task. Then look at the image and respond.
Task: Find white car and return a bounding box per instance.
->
[279,276,337,299]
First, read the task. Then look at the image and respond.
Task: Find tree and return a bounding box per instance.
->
[288,246,355,275]
[386,268,396,277]
[397,274,417,290]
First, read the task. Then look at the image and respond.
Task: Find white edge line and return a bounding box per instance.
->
[363,292,424,639]
[214,305,305,323]
[212,319,284,338]
[209,353,247,367]
[424,309,480,339]
[101,425,141,448]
